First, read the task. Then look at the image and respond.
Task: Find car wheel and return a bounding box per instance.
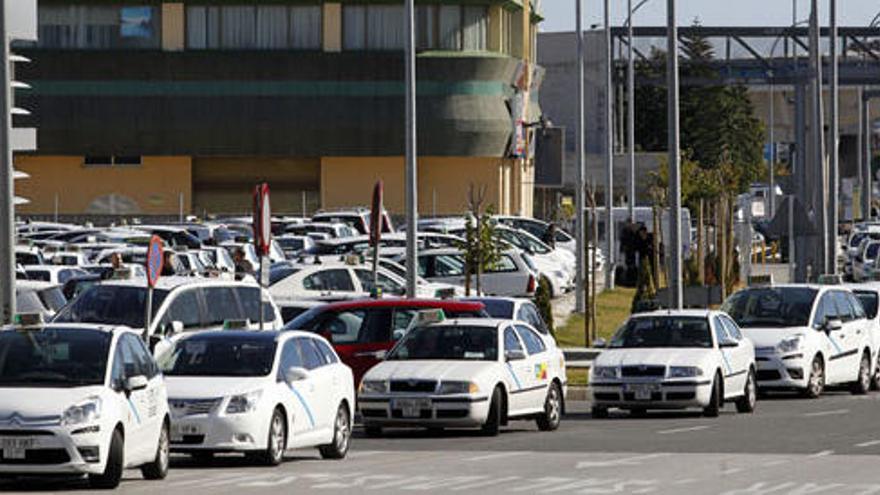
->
[319,403,351,460]
[89,429,123,490]
[735,369,757,414]
[363,425,383,438]
[536,382,562,431]
[255,408,286,466]
[141,421,170,480]
[702,374,722,418]
[591,405,609,419]
[851,351,871,395]
[803,356,825,399]
[871,354,880,391]
[481,387,503,437]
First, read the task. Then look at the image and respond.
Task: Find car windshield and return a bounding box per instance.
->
[54,285,169,328]
[387,326,498,361]
[610,317,712,349]
[0,328,111,387]
[868,243,880,260]
[162,336,276,377]
[721,287,818,328]
[854,291,879,319]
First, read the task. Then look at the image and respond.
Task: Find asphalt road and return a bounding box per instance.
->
[4,390,880,494]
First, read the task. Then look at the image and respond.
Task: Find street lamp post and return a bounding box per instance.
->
[404,0,418,297]
[604,0,615,290]
[828,0,839,274]
[575,0,586,313]
[625,0,651,223]
[667,0,683,310]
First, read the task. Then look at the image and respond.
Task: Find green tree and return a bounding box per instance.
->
[457,185,502,296]
[533,277,555,337]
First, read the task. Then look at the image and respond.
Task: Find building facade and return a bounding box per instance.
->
[15,0,542,217]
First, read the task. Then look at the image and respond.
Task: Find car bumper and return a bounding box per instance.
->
[0,424,108,475]
[590,380,713,409]
[754,353,808,389]
[358,395,491,428]
[170,412,269,452]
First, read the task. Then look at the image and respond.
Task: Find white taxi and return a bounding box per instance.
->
[0,320,170,489]
[590,310,757,418]
[162,330,354,464]
[357,318,566,436]
[846,283,880,390]
[722,284,874,397]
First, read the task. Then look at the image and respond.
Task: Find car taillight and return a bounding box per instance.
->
[527,274,536,293]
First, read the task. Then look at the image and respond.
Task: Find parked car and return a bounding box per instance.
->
[464,297,551,336]
[312,207,394,236]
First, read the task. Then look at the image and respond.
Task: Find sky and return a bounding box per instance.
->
[540,0,880,32]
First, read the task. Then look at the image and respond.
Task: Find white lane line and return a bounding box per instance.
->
[450,476,522,491]
[809,450,835,458]
[856,440,880,448]
[720,468,743,475]
[657,425,711,435]
[575,453,668,469]
[803,409,849,417]
[465,451,529,462]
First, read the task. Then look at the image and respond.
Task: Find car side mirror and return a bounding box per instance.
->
[593,338,607,348]
[285,366,310,383]
[505,349,526,362]
[825,318,844,332]
[124,375,148,393]
[719,340,739,349]
[165,321,183,337]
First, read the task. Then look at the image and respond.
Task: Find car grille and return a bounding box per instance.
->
[623,392,663,401]
[755,347,776,355]
[389,380,437,393]
[436,410,469,419]
[666,392,696,401]
[171,435,205,445]
[0,430,53,437]
[391,409,432,419]
[0,449,70,465]
[169,398,221,417]
[621,366,666,377]
[757,370,782,381]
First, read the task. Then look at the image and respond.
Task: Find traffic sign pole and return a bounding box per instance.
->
[144,235,164,343]
[254,183,271,330]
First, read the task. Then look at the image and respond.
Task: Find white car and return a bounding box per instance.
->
[845,283,880,390]
[269,262,437,303]
[21,265,89,285]
[722,284,874,397]
[464,296,552,337]
[590,310,757,418]
[53,277,284,358]
[358,318,566,436]
[0,323,170,489]
[852,240,880,282]
[163,330,354,464]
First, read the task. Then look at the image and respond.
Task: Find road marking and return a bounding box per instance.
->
[803,409,849,417]
[720,468,743,475]
[657,425,711,435]
[575,453,668,468]
[450,476,522,491]
[465,451,529,462]
[856,440,880,448]
[809,450,835,458]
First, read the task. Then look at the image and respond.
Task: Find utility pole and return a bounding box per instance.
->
[404,0,418,297]
[828,0,838,274]
[0,1,15,324]
[574,0,586,313]
[627,0,636,221]
[809,0,827,275]
[667,0,682,309]
[865,94,873,220]
[604,0,615,290]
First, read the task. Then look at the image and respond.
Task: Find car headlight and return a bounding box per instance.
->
[225,390,263,414]
[358,380,388,395]
[62,397,102,427]
[437,381,479,395]
[668,366,704,378]
[777,335,804,354]
[592,366,619,380]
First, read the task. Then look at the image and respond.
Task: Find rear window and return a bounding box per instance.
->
[475,299,515,319]
[855,291,879,319]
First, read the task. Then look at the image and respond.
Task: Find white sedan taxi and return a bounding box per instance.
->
[162,330,355,464]
[0,319,170,489]
[357,316,566,436]
[590,310,757,418]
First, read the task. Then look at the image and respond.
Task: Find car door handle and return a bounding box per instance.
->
[354,351,384,358]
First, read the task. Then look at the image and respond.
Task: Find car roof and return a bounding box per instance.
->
[1,322,132,334]
[16,280,60,290]
[98,276,259,291]
[321,298,485,312]
[427,318,509,328]
[632,309,714,319]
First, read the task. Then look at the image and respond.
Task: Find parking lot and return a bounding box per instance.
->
[3,391,880,495]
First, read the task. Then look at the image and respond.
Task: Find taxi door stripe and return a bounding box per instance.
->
[127,399,141,424]
[506,363,522,390]
[288,385,315,428]
[719,350,734,375]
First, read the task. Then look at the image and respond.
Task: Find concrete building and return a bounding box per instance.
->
[15,1,543,218]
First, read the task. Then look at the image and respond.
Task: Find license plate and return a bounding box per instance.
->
[172,424,202,441]
[1,438,35,459]
[626,384,658,400]
[392,398,431,418]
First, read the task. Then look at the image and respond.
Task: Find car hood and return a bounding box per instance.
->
[165,376,268,400]
[740,327,808,348]
[364,360,494,383]
[594,348,713,368]
[0,386,107,421]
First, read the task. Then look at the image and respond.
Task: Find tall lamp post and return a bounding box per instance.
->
[603,0,615,290]
[404,0,418,297]
[625,0,652,222]
[574,0,587,313]
[667,0,683,309]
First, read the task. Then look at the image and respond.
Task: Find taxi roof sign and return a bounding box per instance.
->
[747,274,773,286]
[414,309,446,326]
[14,313,44,328]
[817,274,843,285]
[223,319,251,330]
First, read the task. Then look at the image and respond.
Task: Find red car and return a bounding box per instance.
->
[282,298,488,385]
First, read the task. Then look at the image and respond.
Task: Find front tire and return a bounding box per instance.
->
[851,352,871,395]
[252,408,286,466]
[481,387,503,437]
[735,369,757,413]
[89,429,123,489]
[703,374,722,418]
[319,403,351,460]
[536,382,562,431]
[803,356,825,399]
[871,354,880,391]
[141,421,170,480]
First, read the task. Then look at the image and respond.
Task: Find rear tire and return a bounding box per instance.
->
[89,429,123,490]
[802,356,825,399]
[851,352,871,395]
[319,403,351,460]
[481,387,503,437]
[735,369,757,413]
[141,421,170,480]
[536,382,562,431]
[703,374,722,418]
